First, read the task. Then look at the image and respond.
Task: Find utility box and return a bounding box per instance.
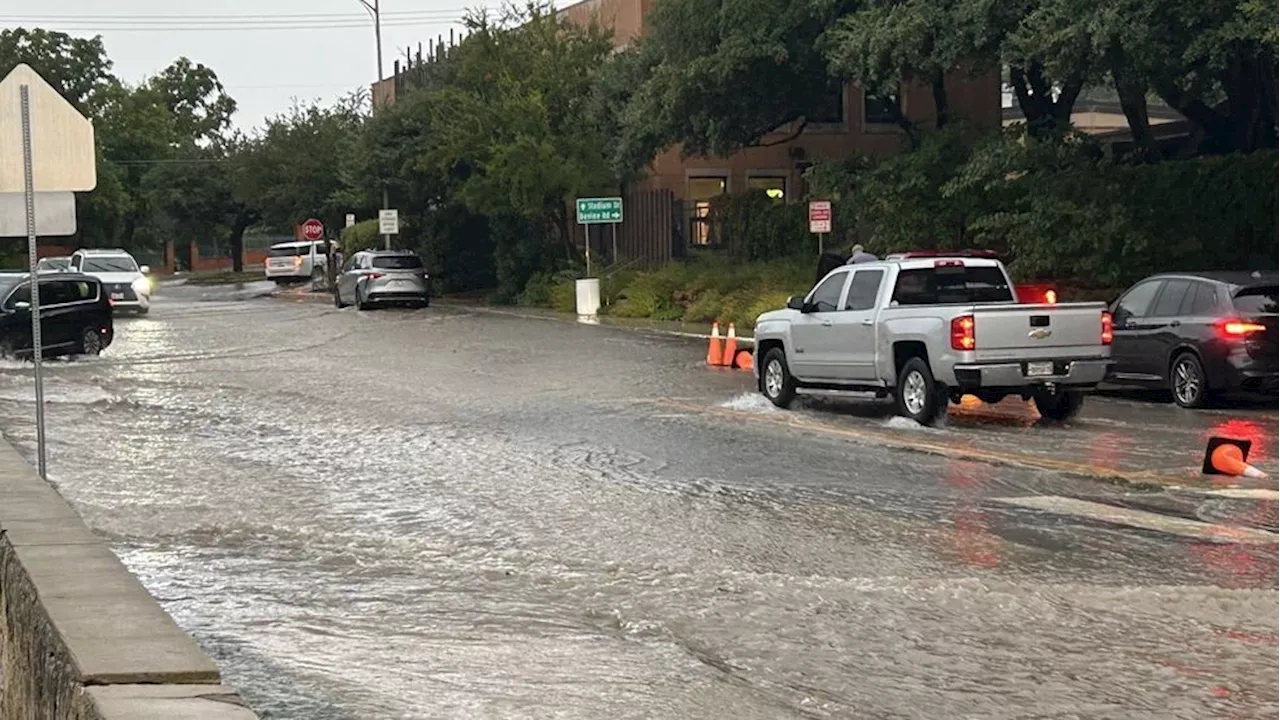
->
[575,278,601,318]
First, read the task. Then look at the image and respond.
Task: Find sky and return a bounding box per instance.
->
[8,0,493,130]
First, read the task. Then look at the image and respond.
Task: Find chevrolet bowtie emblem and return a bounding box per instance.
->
[1029,328,1052,340]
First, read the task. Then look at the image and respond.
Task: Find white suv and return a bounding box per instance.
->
[70,249,152,315]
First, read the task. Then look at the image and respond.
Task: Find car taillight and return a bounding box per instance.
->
[1222,319,1267,337]
[367,272,384,281]
[1101,311,1113,345]
[951,314,976,351]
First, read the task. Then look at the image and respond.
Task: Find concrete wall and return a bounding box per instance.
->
[0,442,258,720]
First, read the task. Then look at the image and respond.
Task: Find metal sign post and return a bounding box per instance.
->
[1,64,99,481]
[20,85,46,479]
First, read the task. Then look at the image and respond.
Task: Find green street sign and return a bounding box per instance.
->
[576,196,623,225]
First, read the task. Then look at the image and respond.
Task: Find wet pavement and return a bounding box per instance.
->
[0,281,1275,719]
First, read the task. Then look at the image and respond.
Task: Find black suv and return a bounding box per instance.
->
[1108,271,1278,407]
[0,273,114,359]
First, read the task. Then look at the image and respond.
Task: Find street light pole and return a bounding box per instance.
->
[356,0,383,80]
[357,0,390,248]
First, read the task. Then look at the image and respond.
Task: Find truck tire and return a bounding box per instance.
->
[760,347,797,408]
[896,357,945,425]
[1033,389,1085,422]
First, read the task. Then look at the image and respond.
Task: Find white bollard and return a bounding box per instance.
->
[575,278,601,320]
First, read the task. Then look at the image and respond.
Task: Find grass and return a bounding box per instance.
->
[531,256,814,331]
[182,270,266,286]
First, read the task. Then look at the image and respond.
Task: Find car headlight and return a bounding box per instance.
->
[131,277,150,295]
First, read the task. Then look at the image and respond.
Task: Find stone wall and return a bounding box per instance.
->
[0,442,258,719]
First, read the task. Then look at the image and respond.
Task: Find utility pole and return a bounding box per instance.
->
[356,0,384,80]
[357,0,390,249]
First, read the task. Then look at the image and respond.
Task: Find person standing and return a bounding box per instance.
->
[846,243,878,264]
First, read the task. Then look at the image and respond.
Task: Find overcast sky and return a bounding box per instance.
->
[10,0,487,129]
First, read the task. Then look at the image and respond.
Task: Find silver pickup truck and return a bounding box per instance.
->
[753,256,1113,424]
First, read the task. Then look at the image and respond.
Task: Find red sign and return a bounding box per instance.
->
[808,201,832,234]
[301,218,325,241]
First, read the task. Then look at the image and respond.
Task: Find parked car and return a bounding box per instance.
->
[753,255,1113,424]
[69,248,151,315]
[36,256,72,273]
[335,250,431,310]
[265,240,334,283]
[1107,271,1278,408]
[0,272,114,359]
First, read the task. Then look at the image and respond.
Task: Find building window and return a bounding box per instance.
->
[747,176,786,201]
[864,87,901,125]
[688,176,727,246]
[807,83,846,125]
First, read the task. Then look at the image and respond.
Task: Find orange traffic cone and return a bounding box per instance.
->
[734,349,754,372]
[1202,437,1269,479]
[723,324,738,367]
[706,322,724,367]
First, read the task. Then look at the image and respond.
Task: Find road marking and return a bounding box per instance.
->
[993,495,1278,545]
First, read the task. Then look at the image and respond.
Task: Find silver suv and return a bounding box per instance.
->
[334,250,430,310]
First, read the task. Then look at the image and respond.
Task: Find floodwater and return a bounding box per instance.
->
[0,284,1275,719]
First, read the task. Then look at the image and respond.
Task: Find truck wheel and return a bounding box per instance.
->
[896,357,944,425]
[1170,352,1208,409]
[761,348,797,408]
[1034,389,1086,422]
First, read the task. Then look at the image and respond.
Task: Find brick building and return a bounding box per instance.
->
[557,0,1001,252]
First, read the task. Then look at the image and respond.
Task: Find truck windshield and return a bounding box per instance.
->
[892,266,1014,306]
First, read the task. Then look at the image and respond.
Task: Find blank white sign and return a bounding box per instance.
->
[0,191,77,237]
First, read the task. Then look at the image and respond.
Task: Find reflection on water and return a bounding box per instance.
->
[0,291,1275,719]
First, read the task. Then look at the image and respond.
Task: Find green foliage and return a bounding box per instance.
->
[707,191,815,260]
[599,257,810,329]
[340,219,382,253]
[807,124,995,255]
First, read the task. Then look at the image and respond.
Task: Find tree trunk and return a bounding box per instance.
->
[1010,62,1084,138]
[1111,57,1157,161]
[931,73,950,130]
[227,209,256,273]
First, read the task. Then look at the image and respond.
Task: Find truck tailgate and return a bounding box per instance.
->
[970,302,1108,360]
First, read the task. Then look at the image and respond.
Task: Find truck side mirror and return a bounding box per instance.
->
[786,295,806,312]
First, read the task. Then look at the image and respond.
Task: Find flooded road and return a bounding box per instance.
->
[0,283,1275,719]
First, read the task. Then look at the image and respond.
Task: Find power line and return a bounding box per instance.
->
[0,19,468,32]
[0,9,478,21]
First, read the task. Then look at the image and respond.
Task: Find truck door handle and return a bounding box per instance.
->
[820,320,832,327]
[1169,320,1181,328]
[861,319,874,326]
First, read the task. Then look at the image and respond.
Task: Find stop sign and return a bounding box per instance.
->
[301,218,324,241]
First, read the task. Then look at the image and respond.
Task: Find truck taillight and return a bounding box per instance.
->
[951,314,975,351]
[1101,312,1113,345]
[1043,289,1057,304]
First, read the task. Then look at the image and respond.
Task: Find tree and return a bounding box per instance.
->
[0,28,116,114]
[391,5,617,298]
[823,0,1005,140]
[617,0,851,161]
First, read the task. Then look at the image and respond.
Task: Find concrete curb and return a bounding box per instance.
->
[0,442,257,719]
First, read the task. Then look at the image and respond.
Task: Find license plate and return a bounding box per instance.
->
[110,292,124,300]
[1027,361,1054,377]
